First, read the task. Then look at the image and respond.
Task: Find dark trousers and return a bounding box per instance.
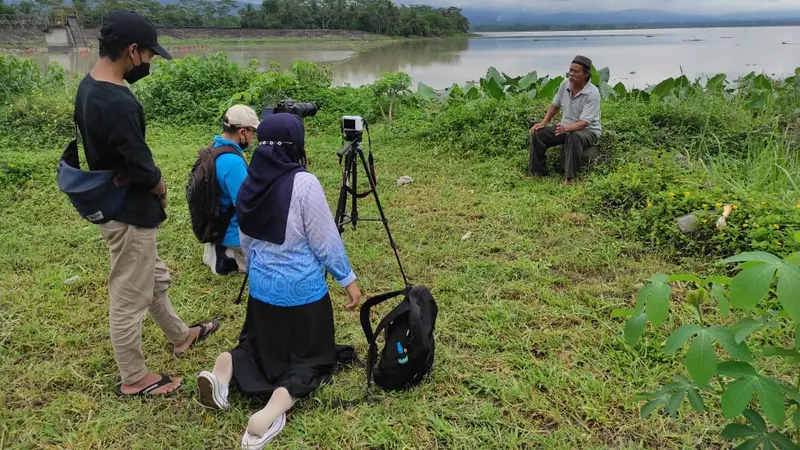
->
[529,127,595,179]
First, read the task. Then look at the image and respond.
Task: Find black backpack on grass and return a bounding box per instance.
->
[186,144,243,243]
[360,285,438,391]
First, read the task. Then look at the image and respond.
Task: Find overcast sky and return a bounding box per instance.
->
[422,0,800,13]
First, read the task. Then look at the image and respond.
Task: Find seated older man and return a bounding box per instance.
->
[528,55,602,184]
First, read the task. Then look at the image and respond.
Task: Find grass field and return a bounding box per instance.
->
[0,121,730,449]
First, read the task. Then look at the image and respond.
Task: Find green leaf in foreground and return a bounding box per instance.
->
[685,330,716,385]
[624,313,647,347]
[663,324,701,355]
[637,281,671,328]
[417,82,437,101]
[722,377,759,418]
[776,261,800,322]
[712,282,731,316]
[730,263,777,311]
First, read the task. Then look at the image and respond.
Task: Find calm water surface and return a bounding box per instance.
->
[31,26,800,89]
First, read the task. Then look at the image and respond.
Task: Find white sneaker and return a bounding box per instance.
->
[240,413,286,450]
[197,371,229,410]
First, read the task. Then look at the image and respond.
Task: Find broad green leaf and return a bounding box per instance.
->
[722,378,758,418]
[644,282,671,328]
[649,273,669,283]
[664,324,702,355]
[536,77,564,100]
[730,264,778,311]
[762,346,800,361]
[731,318,764,344]
[793,409,800,427]
[734,439,764,450]
[754,74,772,90]
[712,283,731,317]
[502,72,520,87]
[518,71,539,91]
[417,82,437,101]
[624,313,647,347]
[674,75,691,90]
[778,384,800,404]
[446,83,463,98]
[613,82,627,96]
[465,85,480,100]
[687,386,704,412]
[776,262,800,322]
[598,67,610,83]
[796,326,799,349]
[590,66,600,86]
[599,81,615,99]
[666,390,685,417]
[787,252,800,266]
[721,423,761,439]
[686,330,716,386]
[722,252,782,264]
[706,275,733,285]
[708,326,752,361]
[480,78,505,99]
[640,398,662,418]
[766,432,799,450]
[611,308,635,319]
[707,73,727,90]
[747,92,769,110]
[718,361,758,378]
[652,77,675,97]
[486,67,505,87]
[744,409,769,432]
[764,440,777,450]
[669,273,703,284]
[757,377,786,426]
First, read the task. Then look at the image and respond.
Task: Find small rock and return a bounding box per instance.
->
[676,213,698,234]
[674,153,688,166]
[461,232,472,242]
[396,175,414,186]
[64,275,80,285]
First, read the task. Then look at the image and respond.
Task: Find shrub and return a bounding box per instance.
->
[133,52,260,124]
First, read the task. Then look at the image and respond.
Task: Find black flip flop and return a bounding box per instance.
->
[175,319,220,356]
[114,373,182,398]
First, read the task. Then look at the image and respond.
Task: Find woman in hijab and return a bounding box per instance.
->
[196,113,361,449]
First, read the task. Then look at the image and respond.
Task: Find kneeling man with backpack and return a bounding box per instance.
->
[187,105,259,275]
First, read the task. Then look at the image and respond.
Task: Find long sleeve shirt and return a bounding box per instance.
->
[240,172,356,307]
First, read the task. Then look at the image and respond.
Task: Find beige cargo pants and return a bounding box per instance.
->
[97,221,189,385]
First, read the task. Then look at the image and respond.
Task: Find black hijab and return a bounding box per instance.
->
[236,113,307,244]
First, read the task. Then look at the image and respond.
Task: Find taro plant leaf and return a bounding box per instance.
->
[486,67,505,87]
[465,85,480,100]
[599,81,616,99]
[747,91,769,110]
[536,77,564,100]
[776,261,800,322]
[417,82,437,101]
[729,263,777,311]
[637,279,671,328]
[707,73,728,90]
[598,67,611,83]
[480,78,506,100]
[613,82,627,96]
[713,282,731,317]
[446,83,463,98]
[502,72,520,88]
[624,312,647,347]
[518,71,539,91]
[663,324,702,355]
[652,77,675,97]
[686,329,716,385]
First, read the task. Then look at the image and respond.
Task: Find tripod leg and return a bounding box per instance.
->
[334,163,350,234]
[350,149,358,230]
[357,150,410,287]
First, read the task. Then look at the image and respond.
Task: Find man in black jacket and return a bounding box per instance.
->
[74,11,218,397]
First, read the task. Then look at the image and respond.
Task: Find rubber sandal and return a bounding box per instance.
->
[240,413,286,450]
[175,319,220,356]
[114,373,182,398]
[197,371,229,410]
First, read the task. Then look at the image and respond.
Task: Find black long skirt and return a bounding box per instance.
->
[231,293,338,399]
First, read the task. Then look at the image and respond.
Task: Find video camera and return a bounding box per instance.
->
[261,99,318,119]
[341,115,364,143]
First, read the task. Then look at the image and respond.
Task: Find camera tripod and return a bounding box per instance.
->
[334,138,409,286]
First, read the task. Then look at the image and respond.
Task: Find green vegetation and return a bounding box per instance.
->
[1,53,798,448]
[1,0,469,37]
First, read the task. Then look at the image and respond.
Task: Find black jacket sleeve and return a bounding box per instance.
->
[106,106,162,191]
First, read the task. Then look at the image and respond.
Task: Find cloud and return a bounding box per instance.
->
[416,0,800,14]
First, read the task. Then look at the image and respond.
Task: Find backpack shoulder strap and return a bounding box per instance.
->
[360,288,407,344]
[209,144,245,160]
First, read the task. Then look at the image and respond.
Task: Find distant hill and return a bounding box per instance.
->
[464,8,800,31]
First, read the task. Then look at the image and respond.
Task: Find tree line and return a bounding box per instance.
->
[0,0,470,37]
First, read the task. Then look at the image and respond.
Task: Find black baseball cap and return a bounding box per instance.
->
[101,11,172,60]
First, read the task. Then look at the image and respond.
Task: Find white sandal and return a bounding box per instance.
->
[240,413,286,450]
[197,371,229,410]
